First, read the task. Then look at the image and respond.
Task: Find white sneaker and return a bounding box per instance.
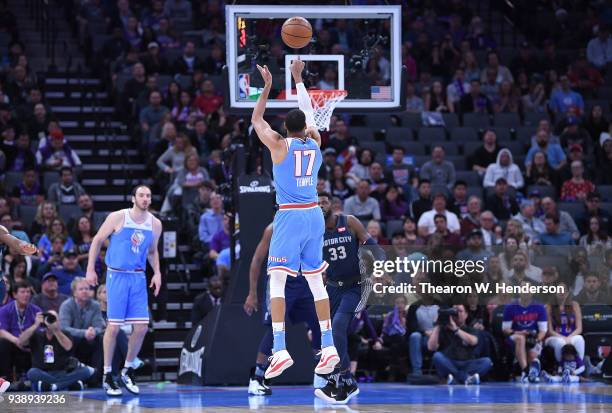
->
[264,350,294,379]
[121,368,139,395]
[447,374,455,385]
[248,376,271,396]
[104,374,122,397]
[315,346,340,375]
[0,378,10,394]
[465,373,480,385]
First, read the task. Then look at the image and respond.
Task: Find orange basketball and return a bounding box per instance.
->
[281,16,313,49]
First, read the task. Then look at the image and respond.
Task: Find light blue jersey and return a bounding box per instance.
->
[273,137,322,205]
[106,209,154,271]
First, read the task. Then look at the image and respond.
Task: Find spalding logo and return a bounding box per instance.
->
[239,180,271,194]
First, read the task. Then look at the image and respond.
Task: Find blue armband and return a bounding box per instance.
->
[363,237,386,261]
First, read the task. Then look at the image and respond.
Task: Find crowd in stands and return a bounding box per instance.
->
[0,0,611,390]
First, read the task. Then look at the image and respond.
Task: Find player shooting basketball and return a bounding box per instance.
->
[251,59,339,380]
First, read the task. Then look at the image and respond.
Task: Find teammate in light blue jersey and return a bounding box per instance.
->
[251,59,339,382]
[85,185,162,397]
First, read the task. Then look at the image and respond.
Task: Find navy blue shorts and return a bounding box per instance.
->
[328,284,362,317]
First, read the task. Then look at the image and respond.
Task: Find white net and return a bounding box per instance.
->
[308,90,348,131]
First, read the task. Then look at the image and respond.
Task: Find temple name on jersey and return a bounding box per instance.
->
[324,235,353,247]
[296,176,314,187]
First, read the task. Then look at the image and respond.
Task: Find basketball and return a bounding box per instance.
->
[281,16,312,49]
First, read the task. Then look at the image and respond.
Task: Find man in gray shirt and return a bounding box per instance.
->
[59,277,106,385]
[31,273,69,313]
[419,146,456,193]
[541,196,579,241]
[343,180,381,221]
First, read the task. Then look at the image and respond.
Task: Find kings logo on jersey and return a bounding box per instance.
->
[131,230,145,254]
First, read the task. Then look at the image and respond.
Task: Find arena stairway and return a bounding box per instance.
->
[43,74,204,381]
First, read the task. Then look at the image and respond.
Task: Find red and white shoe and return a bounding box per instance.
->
[0,377,10,393]
[315,346,340,375]
[264,350,294,379]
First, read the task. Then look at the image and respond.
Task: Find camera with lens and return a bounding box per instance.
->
[42,312,56,324]
[437,308,458,326]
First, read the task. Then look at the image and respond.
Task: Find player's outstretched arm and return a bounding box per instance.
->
[251,64,285,162]
[86,211,122,286]
[0,225,37,255]
[148,217,163,297]
[244,224,273,315]
[290,58,320,146]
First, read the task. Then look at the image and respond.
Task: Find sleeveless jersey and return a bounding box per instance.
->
[105,209,154,271]
[273,137,322,204]
[323,215,360,281]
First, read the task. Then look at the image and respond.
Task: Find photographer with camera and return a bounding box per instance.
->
[502,281,548,383]
[427,302,493,384]
[18,310,94,391]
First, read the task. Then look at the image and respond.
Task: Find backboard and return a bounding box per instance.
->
[225,5,403,111]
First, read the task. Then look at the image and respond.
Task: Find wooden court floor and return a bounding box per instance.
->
[2,382,611,413]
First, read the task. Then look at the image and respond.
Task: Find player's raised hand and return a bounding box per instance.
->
[256,64,272,87]
[290,57,305,82]
[150,272,162,297]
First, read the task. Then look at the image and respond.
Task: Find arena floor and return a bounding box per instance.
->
[2,382,611,413]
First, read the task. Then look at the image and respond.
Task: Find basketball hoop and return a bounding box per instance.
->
[308,89,347,131]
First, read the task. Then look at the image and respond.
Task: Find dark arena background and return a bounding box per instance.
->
[0,0,612,412]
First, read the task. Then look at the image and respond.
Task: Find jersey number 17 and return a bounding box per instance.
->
[294,150,315,177]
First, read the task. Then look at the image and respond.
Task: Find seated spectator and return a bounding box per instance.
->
[381,296,408,359]
[480,210,501,247]
[327,118,357,155]
[139,90,169,149]
[419,146,455,192]
[468,130,502,175]
[37,218,75,262]
[209,213,231,261]
[550,75,584,116]
[123,16,142,50]
[161,153,209,216]
[368,162,389,201]
[567,52,603,97]
[0,213,31,243]
[330,164,353,201]
[481,68,500,103]
[30,201,59,237]
[485,178,519,221]
[8,255,39,294]
[522,80,547,113]
[428,303,492,384]
[9,168,44,206]
[428,214,463,252]
[36,130,82,172]
[417,193,460,237]
[47,166,87,206]
[559,118,591,154]
[446,68,470,109]
[579,216,611,256]
[194,80,223,115]
[559,142,594,183]
[539,213,574,246]
[506,250,541,285]
[31,273,69,313]
[513,200,545,242]
[0,281,41,382]
[189,117,216,157]
[402,217,424,246]
[142,42,168,75]
[343,180,381,222]
[526,129,567,171]
[480,50,514,84]
[410,179,432,221]
[386,146,415,201]
[560,160,594,202]
[72,216,96,267]
[120,62,146,117]
[459,79,492,114]
[49,250,85,296]
[456,230,494,261]
[449,180,468,218]
[203,44,225,76]
[68,194,103,233]
[346,149,374,189]
[36,237,66,274]
[172,41,204,75]
[156,18,180,49]
[380,185,408,221]
[525,150,560,188]
[156,132,197,181]
[541,197,580,240]
[574,271,610,305]
[424,81,451,112]
[583,105,609,143]
[20,310,94,391]
[544,283,584,365]
[460,196,483,236]
[58,277,105,385]
[198,192,224,247]
[366,220,389,246]
[586,24,612,70]
[1,129,36,172]
[405,82,424,113]
[191,276,224,324]
[502,282,548,382]
[170,91,202,124]
[461,51,481,82]
[406,289,439,375]
[483,148,524,189]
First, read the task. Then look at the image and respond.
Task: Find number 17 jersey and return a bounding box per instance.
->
[273,137,321,205]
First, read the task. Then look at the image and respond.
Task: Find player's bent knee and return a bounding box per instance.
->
[304,274,328,301]
[105,324,121,336]
[269,270,288,298]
